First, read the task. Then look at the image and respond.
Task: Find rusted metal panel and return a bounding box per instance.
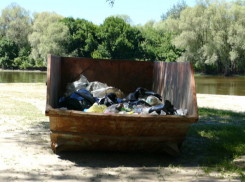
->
[49,116,193,137]
[152,62,198,116]
[46,55,61,108]
[50,133,181,157]
[45,54,199,156]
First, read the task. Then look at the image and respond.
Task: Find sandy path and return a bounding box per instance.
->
[197,94,245,113]
[0,83,244,182]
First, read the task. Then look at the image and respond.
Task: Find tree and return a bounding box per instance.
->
[59,17,99,57]
[106,0,115,6]
[114,14,133,25]
[161,0,188,20]
[28,12,69,65]
[227,3,245,73]
[0,3,32,48]
[96,16,144,60]
[137,20,184,62]
[0,37,18,68]
[167,0,245,75]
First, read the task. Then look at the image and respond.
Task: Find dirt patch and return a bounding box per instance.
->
[0,83,243,182]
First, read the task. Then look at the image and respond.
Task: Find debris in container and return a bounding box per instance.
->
[65,75,89,97]
[146,95,162,106]
[150,111,159,115]
[128,100,151,108]
[58,89,96,111]
[98,93,118,106]
[85,103,107,113]
[103,104,120,114]
[174,108,188,116]
[148,100,175,115]
[126,87,162,101]
[65,74,124,99]
[58,75,188,116]
[91,86,124,99]
[60,107,67,110]
[140,107,151,115]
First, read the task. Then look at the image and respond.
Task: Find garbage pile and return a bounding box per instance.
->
[58,75,187,116]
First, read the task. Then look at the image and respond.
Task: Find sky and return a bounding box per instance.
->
[0,0,197,25]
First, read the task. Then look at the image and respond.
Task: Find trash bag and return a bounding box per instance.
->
[86,81,108,93]
[65,75,89,97]
[148,100,176,115]
[146,95,162,106]
[174,108,188,116]
[103,104,122,114]
[126,87,162,101]
[98,93,118,107]
[85,103,107,113]
[58,89,96,111]
[126,87,147,101]
[145,91,162,101]
[128,100,151,108]
[91,86,124,99]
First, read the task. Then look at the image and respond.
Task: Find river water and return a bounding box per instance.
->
[0,71,244,96]
[0,70,47,83]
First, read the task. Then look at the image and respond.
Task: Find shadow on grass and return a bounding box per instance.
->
[179,107,245,170]
[56,107,245,172]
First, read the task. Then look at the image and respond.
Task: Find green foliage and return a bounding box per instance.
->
[28,12,69,64]
[59,17,98,57]
[167,0,245,75]
[0,3,32,48]
[161,0,188,20]
[0,1,244,73]
[138,21,184,62]
[96,16,144,60]
[0,37,18,68]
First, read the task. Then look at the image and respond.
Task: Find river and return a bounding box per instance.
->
[0,71,244,96]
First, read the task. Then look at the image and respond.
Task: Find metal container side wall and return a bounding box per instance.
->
[152,62,198,117]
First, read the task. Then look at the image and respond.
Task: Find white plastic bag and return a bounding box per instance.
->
[174,108,188,116]
[65,75,89,97]
[91,87,124,99]
[140,107,151,115]
[86,81,108,92]
[146,95,162,106]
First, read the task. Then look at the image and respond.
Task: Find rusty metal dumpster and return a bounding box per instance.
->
[45,54,199,156]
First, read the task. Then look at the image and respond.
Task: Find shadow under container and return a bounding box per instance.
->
[45,54,199,157]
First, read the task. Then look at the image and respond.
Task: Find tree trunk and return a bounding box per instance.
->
[224,65,230,76]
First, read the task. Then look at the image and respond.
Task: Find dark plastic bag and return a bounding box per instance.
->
[98,93,118,107]
[149,100,176,115]
[126,87,162,101]
[58,89,96,111]
[128,100,151,108]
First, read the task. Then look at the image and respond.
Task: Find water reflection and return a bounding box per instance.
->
[0,71,244,96]
[195,76,245,96]
[0,70,47,83]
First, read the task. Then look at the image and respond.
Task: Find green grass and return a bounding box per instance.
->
[181,107,245,177]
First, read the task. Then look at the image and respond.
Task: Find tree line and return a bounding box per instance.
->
[0,1,245,75]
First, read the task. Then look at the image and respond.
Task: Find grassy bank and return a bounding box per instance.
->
[0,83,244,181]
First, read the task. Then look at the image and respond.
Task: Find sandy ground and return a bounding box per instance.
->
[0,83,244,182]
[197,94,245,113]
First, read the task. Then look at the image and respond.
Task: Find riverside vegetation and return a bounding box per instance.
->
[0,83,244,181]
[0,0,245,76]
